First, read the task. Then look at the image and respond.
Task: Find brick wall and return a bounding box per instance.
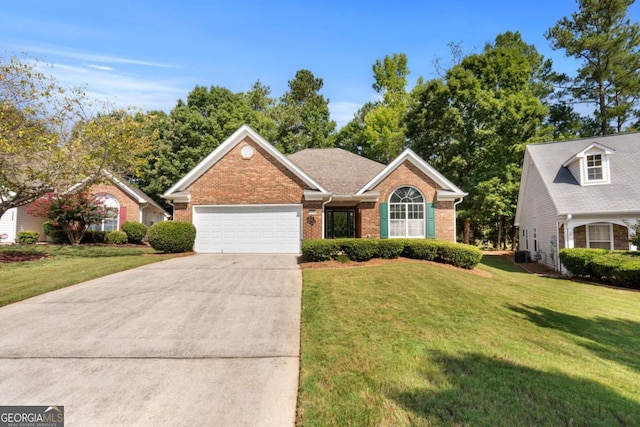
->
[568,223,629,250]
[173,137,317,235]
[91,182,140,224]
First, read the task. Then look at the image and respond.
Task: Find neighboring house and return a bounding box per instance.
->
[515,133,640,271]
[163,125,467,254]
[0,173,167,243]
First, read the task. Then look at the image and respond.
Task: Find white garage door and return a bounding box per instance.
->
[193,205,302,253]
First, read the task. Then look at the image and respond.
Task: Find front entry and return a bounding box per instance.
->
[325,209,355,238]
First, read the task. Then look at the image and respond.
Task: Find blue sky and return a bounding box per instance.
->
[2,1,639,128]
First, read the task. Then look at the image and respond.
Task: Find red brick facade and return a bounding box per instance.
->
[172,135,459,242]
[91,182,142,224]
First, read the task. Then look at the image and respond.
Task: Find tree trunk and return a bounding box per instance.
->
[463,218,471,245]
[600,81,608,135]
[497,217,502,250]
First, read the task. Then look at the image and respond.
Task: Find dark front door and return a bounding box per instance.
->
[326,210,355,238]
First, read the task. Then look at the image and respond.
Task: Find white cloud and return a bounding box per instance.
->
[22,45,175,68]
[86,64,114,71]
[330,101,362,129]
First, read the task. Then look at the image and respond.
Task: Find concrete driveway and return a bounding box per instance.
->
[0,254,302,426]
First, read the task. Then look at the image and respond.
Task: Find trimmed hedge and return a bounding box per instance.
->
[301,238,483,269]
[17,230,39,244]
[122,221,148,244]
[148,221,196,253]
[560,248,640,289]
[105,230,128,245]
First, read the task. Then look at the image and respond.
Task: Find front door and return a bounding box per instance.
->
[325,209,355,238]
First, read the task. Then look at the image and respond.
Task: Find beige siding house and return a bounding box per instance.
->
[515,133,640,271]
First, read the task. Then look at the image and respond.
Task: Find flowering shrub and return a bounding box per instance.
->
[28,192,116,245]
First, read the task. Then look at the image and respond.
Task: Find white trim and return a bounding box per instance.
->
[561,142,615,167]
[164,125,328,198]
[103,171,146,204]
[355,148,467,197]
[388,185,426,238]
[586,223,614,250]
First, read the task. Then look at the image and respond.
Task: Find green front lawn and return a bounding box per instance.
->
[0,245,179,307]
[298,255,640,426]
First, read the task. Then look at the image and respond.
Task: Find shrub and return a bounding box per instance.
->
[559,248,609,277]
[341,239,378,262]
[403,239,438,261]
[613,259,640,289]
[378,239,405,259]
[43,221,68,244]
[434,241,483,269]
[148,221,196,253]
[302,239,340,262]
[122,221,148,244]
[17,230,39,244]
[105,230,128,245]
[81,230,107,244]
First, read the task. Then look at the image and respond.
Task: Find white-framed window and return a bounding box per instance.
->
[90,194,119,232]
[586,223,613,249]
[389,186,425,238]
[586,154,604,181]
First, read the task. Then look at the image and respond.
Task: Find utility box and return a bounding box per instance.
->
[515,250,531,263]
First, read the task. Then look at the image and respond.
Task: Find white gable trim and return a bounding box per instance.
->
[102,171,146,204]
[355,148,467,198]
[561,142,615,167]
[163,125,328,198]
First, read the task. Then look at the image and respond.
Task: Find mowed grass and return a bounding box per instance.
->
[298,255,640,426]
[0,245,179,307]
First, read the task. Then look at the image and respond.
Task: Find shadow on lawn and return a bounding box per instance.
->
[391,351,640,426]
[480,253,527,274]
[508,304,640,373]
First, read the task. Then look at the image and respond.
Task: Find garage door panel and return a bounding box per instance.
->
[193,205,301,253]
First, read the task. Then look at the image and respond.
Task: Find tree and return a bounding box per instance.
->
[27,192,114,245]
[336,53,410,163]
[546,0,640,134]
[406,32,549,246]
[0,54,153,217]
[274,69,336,154]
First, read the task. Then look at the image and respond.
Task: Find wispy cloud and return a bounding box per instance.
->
[330,101,362,129]
[86,64,114,71]
[22,45,176,68]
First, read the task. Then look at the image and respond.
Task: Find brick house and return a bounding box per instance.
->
[0,172,167,243]
[515,133,640,271]
[163,125,467,253]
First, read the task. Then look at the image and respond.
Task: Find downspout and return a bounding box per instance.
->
[321,195,333,240]
[454,198,464,243]
[555,221,560,272]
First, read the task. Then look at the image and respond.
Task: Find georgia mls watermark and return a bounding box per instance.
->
[0,406,64,427]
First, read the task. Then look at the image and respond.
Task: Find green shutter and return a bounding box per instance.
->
[426,202,435,239]
[379,202,388,239]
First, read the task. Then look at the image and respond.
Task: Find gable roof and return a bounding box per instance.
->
[102,171,168,214]
[356,148,467,199]
[288,148,386,194]
[523,133,640,216]
[164,125,328,198]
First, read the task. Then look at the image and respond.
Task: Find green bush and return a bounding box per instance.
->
[302,239,340,262]
[559,248,610,277]
[378,239,405,259]
[613,259,640,288]
[81,230,107,244]
[43,221,68,244]
[105,230,128,245]
[434,241,483,269]
[148,221,196,253]
[341,239,378,262]
[121,221,148,244]
[403,239,438,261]
[17,230,39,244]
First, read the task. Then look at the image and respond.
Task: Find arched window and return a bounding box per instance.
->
[90,194,119,232]
[389,186,425,238]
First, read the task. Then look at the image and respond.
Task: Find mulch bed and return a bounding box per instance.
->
[0,252,50,263]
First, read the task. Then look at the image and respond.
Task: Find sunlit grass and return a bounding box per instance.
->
[297,255,640,426]
[0,245,178,306]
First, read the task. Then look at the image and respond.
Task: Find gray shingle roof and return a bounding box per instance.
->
[527,133,640,215]
[288,148,386,194]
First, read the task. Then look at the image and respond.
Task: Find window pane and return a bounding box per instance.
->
[589,224,609,240]
[589,241,610,249]
[407,220,425,237]
[390,220,405,237]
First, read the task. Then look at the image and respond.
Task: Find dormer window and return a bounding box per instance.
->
[561,142,614,186]
[586,154,603,181]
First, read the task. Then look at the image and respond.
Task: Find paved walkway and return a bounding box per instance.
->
[0,254,302,426]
